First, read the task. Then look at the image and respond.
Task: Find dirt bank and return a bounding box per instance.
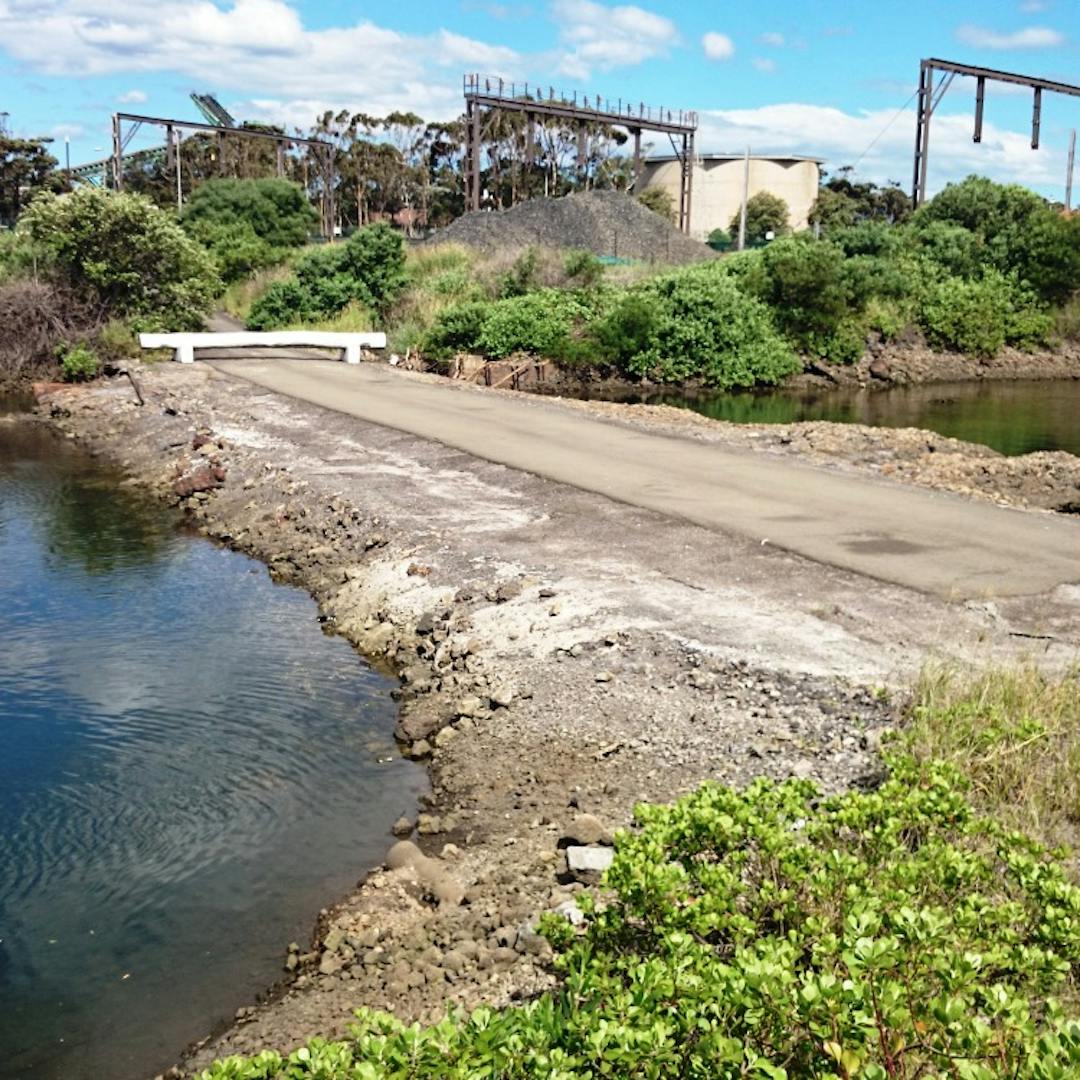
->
[33,362,1079,1077]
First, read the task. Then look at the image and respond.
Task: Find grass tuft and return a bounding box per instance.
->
[903,662,1080,854]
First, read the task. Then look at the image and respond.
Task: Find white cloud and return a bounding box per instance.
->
[702,32,735,61]
[955,24,1064,48]
[51,122,84,138]
[1019,0,1047,11]
[752,57,777,73]
[697,101,1065,193]
[117,89,148,104]
[0,0,521,124]
[552,0,679,79]
[759,32,785,47]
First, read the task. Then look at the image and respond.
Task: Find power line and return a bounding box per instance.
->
[849,87,919,172]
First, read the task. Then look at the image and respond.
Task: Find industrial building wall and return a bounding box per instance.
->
[640,157,821,241]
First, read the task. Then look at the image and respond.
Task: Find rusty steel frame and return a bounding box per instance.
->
[463,74,698,233]
[110,111,336,236]
[913,58,1080,207]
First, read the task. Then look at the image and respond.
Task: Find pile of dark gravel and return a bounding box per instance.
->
[434,190,714,265]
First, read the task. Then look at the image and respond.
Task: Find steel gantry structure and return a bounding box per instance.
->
[98,109,336,236]
[913,57,1080,207]
[463,74,698,233]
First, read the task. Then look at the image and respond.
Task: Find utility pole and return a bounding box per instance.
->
[64,136,70,173]
[737,146,750,251]
[1067,129,1076,212]
[175,128,183,212]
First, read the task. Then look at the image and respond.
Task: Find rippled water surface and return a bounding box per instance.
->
[0,416,424,1080]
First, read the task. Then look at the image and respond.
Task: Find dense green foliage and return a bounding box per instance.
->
[910,177,1080,306]
[424,265,799,389]
[57,342,101,382]
[231,174,1077,379]
[919,272,1052,357]
[595,267,800,386]
[247,224,406,329]
[182,179,318,283]
[735,237,869,363]
[198,755,1080,1079]
[730,191,790,245]
[183,178,317,248]
[20,188,218,330]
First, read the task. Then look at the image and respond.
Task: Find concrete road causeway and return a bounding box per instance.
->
[210,358,1078,600]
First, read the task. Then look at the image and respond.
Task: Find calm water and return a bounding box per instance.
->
[0,417,424,1080]
[577,379,1080,458]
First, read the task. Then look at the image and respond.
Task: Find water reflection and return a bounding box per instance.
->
[571,379,1080,457]
[0,418,424,1080]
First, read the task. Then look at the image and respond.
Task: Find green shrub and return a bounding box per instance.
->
[564,249,604,288]
[907,220,985,281]
[499,247,541,297]
[590,293,664,369]
[706,228,733,252]
[187,221,280,285]
[1054,294,1080,343]
[246,280,317,331]
[477,289,595,359]
[603,266,800,387]
[920,275,1006,356]
[748,236,867,363]
[94,319,139,362]
[637,187,676,224]
[913,176,1080,303]
[181,178,317,250]
[865,296,911,341]
[246,224,406,329]
[199,756,1080,1079]
[420,301,489,357]
[57,342,100,382]
[729,191,790,245]
[920,272,1052,356]
[20,187,218,330]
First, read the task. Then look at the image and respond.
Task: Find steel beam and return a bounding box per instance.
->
[915,57,1080,204]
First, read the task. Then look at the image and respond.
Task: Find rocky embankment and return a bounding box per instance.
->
[30,360,1076,1077]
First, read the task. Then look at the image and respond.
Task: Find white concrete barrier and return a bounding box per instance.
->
[138,331,387,365]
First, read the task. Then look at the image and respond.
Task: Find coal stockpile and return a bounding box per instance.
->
[435,190,714,265]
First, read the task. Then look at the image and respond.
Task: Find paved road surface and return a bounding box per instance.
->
[208,358,1078,599]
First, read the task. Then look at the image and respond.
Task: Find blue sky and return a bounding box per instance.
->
[1,0,1077,198]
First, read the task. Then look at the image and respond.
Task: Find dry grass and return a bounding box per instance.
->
[284,300,374,333]
[903,663,1080,855]
[221,263,295,321]
[0,280,100,385]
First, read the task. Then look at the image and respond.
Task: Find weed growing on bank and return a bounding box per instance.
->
[199,751,1080,1079]
[902,663,1080,853]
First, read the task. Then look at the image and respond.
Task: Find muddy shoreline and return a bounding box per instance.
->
[32,361,1079,1078]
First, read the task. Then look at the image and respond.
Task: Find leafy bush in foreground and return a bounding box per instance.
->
[200,755,1080,1079]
